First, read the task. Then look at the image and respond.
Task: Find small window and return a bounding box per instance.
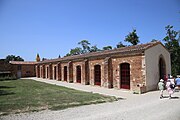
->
[18,65,21,70]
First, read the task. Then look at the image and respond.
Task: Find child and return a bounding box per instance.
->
[158,79,165,99]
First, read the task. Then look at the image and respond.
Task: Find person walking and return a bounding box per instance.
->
[158,79,165,99]
[175,76,180,90]
[166,77,175,99]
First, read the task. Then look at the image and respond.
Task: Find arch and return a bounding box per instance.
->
[46,67,49,79]
[94,65,101,86]
[54,66,57,80]
[159,55,166,80]
[64,66,67,81]
[120,63,130,89]
[76,65,81,83]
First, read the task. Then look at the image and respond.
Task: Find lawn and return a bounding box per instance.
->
[0,79,117,115]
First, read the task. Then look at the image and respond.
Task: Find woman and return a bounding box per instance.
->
[166,78,175,99]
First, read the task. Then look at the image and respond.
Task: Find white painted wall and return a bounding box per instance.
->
[145,44,171,91]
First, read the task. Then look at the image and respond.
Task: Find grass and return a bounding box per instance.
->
[0,79,117,115]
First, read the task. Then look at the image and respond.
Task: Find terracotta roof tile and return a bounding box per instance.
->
[9,61,37,65]
[38,41,162,64]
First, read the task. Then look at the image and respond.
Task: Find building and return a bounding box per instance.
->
[35,41,171,93]
[9,61,36,78]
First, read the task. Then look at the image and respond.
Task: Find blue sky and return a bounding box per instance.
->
[0,0,180,61]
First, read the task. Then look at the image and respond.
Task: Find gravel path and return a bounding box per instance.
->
[1,78,180,120]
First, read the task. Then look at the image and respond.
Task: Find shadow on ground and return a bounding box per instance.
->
[0,86,15,96]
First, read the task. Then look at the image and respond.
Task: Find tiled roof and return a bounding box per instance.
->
[38,41,164,64]
[9,61,37,65]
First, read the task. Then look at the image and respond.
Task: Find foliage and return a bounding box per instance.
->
[124,29,140,45]
[0,79,117,115]
[163,25,180,76]
[5,55,24,62]
[116,42,126,48]
[78,40,91,54]
[90,45,101,52]
[36,53,40,62]
[66,47,82,56]
[103,46,112,50]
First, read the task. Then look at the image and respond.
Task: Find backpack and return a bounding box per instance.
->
[170,83,175,89]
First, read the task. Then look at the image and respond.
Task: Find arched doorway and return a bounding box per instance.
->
[94,65,101,86]
[64,66,67,81]
[76,66,81,83]
[120,63,130,89]
[159,57,166,80]
[54,66,57,80]
[46,67,49,79]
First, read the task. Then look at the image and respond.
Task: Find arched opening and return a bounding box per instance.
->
[46,67,49,79]
[159,57,166,80]
[64,66,67,81]
[54,66,57,80]
[76,66,81,83]
[120,63,130,89]
[94,65,101,86]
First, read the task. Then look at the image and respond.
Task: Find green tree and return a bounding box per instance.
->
[116,42,126,48]
[5,55,24,62]
[36,53,40,62]
[124,29,140,45]
[90,45,101,52]
[103,46,112,50]
[66,47,82,56]
[78,40,91,53]
[163,25,180,76]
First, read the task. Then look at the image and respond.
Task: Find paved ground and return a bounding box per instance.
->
[1,77,180,120]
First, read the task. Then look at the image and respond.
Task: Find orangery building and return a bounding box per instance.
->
[35,41,171,93]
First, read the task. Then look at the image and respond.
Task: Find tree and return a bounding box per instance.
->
[78,40,91,53]
[124,29,140,45]
[163,25,180,76]
[65,47,82,56]
[58,55,61,58]
[5,55,24,62]
[89,45,101,52]
[103,46,112,50]
[36,53,40,62]
[116,42,126,48]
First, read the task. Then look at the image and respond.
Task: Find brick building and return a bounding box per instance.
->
[35,41,171,93]
[9,61,36,78]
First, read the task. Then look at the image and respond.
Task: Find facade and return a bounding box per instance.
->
[9,61,36,78]
[35,41,171,93]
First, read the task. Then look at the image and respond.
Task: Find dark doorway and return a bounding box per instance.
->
[159,57,166,80]
[76,66,81,83]
[120,63,130,89]
[94,65,101,86]
[64,66,67,81]
[54,66,57,80]
[47,67,49,79]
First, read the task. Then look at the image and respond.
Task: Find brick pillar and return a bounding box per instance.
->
[49,64,53,79]
[57,62,61,81]
[82,59,89,85]
[36,65,40,78]
[67,61,73,83]
[104,57,113,88]
[42,65,45,79]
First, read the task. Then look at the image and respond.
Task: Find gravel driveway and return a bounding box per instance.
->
[1,78,180,120]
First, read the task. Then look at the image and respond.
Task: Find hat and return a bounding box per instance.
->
[170,75,173,78]
[160,79,164,82]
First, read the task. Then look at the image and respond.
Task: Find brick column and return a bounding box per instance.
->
[49,64,53,79]
[82,59,89,85]
[57,62,61,81]
[36,65,40,78]
[67,61,73,83]
[104,57,113,88]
